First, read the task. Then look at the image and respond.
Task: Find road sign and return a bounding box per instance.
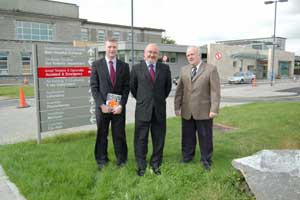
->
[215,52,223,60]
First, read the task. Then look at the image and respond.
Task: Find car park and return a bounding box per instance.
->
[228,71,256,84]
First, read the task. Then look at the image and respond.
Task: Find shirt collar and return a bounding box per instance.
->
[145,60,156,68]
[192,61,202,71]
[105,56,117,65]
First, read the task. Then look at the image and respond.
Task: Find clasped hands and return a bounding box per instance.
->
[175,109,218,119]
[100,104,122,115]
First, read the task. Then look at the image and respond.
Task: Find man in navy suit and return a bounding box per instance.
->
[130,43,172,176]
[90,39,130,170]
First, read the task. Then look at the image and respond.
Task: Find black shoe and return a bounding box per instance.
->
[97,161,109,171]
[137,168,145,176]
[180,159,192,164]
[116,160,127,167]
[203,163,211,171]
[152,167,161,175]
[97,164,105,171]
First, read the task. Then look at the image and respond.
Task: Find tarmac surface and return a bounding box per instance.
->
[0,80,299,200]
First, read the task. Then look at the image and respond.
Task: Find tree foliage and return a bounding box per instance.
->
[161,35,176,44]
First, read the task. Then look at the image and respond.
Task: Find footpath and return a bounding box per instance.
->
[0,80,299,200]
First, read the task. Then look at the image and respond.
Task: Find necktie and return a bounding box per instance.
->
[109,61,116,87]
[149,64,155,83]
[191,66,197,80]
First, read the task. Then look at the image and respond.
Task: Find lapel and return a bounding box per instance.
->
[100,58,113,88]
[154,62,161,83]
[115,59,122,86]
[192,62,205,82]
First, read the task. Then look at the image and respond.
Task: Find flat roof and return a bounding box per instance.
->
[217,36,287,43]
[81,20,165,32]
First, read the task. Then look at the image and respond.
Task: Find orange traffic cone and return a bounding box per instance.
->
[252,77,256,87]
[17,86,30,108]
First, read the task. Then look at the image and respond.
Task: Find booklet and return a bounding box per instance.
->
[106,93,122,108]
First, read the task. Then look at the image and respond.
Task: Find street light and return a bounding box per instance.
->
[264,0,288,86]
[131,0,134,66]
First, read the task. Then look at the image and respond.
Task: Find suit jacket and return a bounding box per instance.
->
[130,61,172,121]
[174,62,220,120]
[90,58,130,112]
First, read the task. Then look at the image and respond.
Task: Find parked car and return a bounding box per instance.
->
[173,76,179,85]
[228,71,256,84]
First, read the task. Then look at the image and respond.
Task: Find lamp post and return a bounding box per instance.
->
[264,0,288,86]
[131,0,134,67]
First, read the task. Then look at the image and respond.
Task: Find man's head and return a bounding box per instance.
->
[186,46,201,66]
[144,43,159,64]
[105,39,118,60]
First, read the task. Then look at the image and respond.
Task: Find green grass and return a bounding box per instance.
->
[0,85,34,98]
[0,102,299,200]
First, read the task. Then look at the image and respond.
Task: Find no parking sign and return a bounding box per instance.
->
[215,51,222,60]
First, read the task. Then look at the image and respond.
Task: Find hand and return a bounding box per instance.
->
[112,105,122,115]
[100,105,112,113]
[209,112,218,118]
[175,110,181,116]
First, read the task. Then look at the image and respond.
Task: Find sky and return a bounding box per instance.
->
[55,0,300,55]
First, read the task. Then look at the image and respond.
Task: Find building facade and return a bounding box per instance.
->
[212,38,295,80]
[0,0,296,82]
[0,0,189,80]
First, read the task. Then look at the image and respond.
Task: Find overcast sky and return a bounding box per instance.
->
[55,0,300,55]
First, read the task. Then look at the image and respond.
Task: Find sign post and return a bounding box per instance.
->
[33,44,96,143]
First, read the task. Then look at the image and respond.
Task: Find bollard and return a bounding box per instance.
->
[252,77,256,87]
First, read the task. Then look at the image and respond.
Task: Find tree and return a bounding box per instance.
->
[161,35,176,44]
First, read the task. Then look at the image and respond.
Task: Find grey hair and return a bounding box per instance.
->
[186,46,201,56]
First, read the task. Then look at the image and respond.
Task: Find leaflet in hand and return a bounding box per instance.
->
[106,93,122,108]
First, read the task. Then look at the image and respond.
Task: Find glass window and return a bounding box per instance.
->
[127,32,136,42]
[233,61,237,67]
[81,28,89,41]
[117,50,126,62]
[15,21,54,41]
[159,52,177,63]
[112,31,120,41]
[0,52,8,75]
[97,30,105,43]
[21,53,32,75]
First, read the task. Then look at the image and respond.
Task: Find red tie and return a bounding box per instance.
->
[109,61,116,87]
[149,64,155,83]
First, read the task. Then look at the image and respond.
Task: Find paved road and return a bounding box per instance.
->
[1,81,300,145]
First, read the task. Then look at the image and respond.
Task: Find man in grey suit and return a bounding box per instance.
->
[174,46,220,170]
[130,43,172,176]
[90,39,130,170]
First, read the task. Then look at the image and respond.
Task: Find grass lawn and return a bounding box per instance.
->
[0,85,34,98]
[0,102,299,200]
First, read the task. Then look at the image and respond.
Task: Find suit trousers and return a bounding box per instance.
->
[181,117,213,165]
[95,110,128,165]
[134,108,166,170]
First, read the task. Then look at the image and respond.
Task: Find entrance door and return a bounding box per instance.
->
[279,61,289,77]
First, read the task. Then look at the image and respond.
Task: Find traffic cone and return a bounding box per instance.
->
[17,86,30,108]
[252,77,256,87]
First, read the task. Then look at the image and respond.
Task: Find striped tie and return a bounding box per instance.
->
[191,67,197,80]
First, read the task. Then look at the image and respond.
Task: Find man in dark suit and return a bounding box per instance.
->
[90,39,130,170]
[130,43,172,176]
[174,46,220,171]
